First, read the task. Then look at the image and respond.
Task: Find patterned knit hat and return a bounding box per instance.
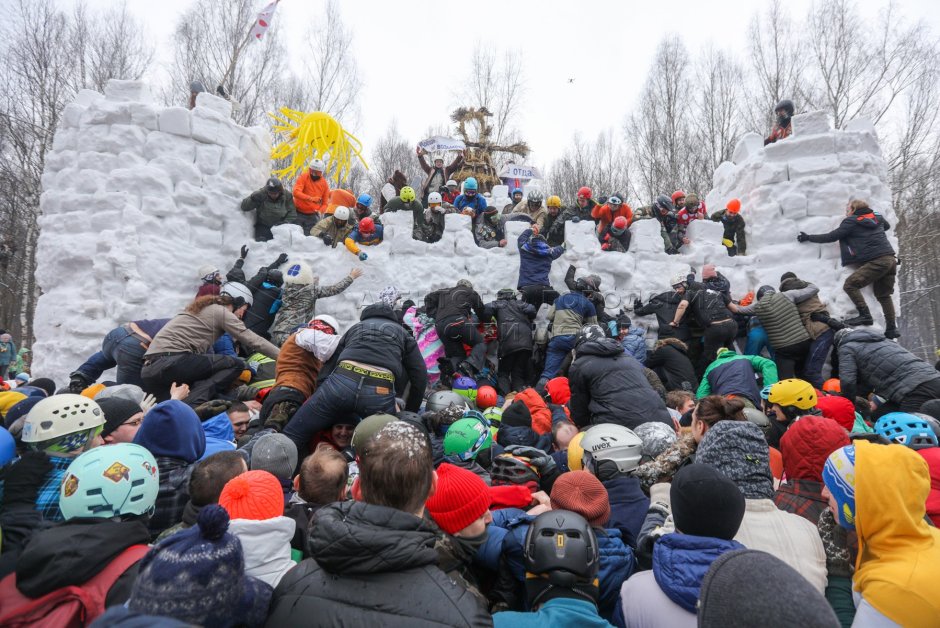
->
[250,433,298,481]
[822,445,856,529]
[426,463,491,535]
[696,421,774,499]
[634,422,678,463]
[129,505,273,626]
[219,470,284,521]
[379,285,401,308]
[550,470,611,527]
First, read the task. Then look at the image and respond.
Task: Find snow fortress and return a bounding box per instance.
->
[32,80,898,383]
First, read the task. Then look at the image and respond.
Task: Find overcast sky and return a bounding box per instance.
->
[79,0,940,169]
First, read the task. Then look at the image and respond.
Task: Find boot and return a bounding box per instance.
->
[884,320,900,340]
[844,306,873,327]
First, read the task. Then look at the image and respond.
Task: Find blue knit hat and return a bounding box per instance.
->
[133,400,206,463]
[822,445,856,530]
[128,505,272,627]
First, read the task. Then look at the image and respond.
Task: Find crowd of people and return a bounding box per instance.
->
[0,97,937,626]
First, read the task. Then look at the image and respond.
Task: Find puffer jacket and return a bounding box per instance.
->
[266,500,492,627]
[619,327,647,364]
[568,338,672,430]
[646,339,697,392]
[323,304,427,411]
[837,329,940,402]
[240,189,297,227]
[652,533,744,612]
[779,278,830,339]
[751,292,810,349]
[697,350,778,407]
[425,286,487,323]
[485,297,536,357]
[517,229,564,288]
[547,292,597,337]
[805,207,895,266]
[513,388,554,435]
[635,291,690,340]
[591,202,633,234]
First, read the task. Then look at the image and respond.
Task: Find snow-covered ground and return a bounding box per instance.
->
[31,80,898,384]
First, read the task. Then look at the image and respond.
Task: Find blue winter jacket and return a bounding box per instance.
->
[496,424,553,452]
[652,533,744,612]
[454,193,488,215]
[517,229,565,289]
[200,411,236,460]
[602,475,649,548]
[495,598,615,628]
[619,328,647,364]
[595,528,635,623]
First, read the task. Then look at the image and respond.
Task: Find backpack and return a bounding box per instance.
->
[0,544,148,627]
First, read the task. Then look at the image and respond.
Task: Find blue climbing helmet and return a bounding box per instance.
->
[511,187,523,197]
[357,193,372,208]
[0,427,15,467]
[59,442,160,520]
[873,412,939,450]
[464,177,478,192]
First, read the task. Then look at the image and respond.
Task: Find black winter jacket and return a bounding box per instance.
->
[806,208,895,266]
[569,338,672,430]
[265,500,492,628]
[485,297,536,357]
[837,329,940,402]
[634,291,690,341]
[682,281,732,326]
[426,286,487,323]
[645,339,698,392]
[323,304,428,411]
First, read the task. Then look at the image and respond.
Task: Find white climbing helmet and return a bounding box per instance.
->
[22,394,105,444]
[333,206,351,221]
[428,192,443,204]
[221,281,253,307]
[309,158,326,172]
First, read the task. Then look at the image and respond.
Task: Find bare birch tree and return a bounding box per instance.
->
[745,0,808,129]
[549,130,632,205]
[461,45,526,157]
[299,0,362,128]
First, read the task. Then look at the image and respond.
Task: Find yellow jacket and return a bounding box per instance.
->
[854,440,940,627]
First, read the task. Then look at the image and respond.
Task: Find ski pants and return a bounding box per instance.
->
[141,352,245,407]
[844,255,897,323]
[436,315,486,374]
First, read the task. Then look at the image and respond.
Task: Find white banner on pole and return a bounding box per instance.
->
[417,136,466,152]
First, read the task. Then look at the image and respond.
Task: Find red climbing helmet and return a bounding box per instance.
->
[577,186,592,200]
[359,217,375,234]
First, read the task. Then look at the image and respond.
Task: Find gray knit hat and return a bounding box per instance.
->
[698,550,839,627]
[249,433,298,481]
[695,421,774,499]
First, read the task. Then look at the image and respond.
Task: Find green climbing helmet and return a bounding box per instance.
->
[444,416,493,461]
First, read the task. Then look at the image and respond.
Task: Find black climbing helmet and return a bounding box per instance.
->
[756,285,776,300]
[524,510,600,586]
[653,195,674,212]
[266,177,283,193]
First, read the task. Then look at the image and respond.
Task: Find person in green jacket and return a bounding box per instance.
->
[240,177,298,242]
[697,347,779,409]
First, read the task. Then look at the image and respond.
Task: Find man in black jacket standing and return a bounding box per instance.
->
[283,303,427,455]
[266,421,492,627]
[426,280,489,379]
[797,199,898,338]
[485,289,536,394]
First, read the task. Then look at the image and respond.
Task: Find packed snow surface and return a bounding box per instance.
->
[32,80,898,384]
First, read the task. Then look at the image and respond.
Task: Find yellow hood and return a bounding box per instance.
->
[855,440,940,627]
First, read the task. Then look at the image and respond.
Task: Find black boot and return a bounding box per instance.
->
[844,306,873,327]
[884,321,900,339]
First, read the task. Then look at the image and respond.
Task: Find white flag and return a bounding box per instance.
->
[250,1,279,40]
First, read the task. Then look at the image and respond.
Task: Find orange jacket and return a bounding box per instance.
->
[325,189,356,216]
[514,388,555,435]
[273,334,322,398]
[591,202,633,234]
[293,169,330,215]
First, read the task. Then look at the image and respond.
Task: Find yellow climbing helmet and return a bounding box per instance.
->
[767,378,817,410]
[567,430,586,471]
[400,186,416,202]
[546,195,562,208]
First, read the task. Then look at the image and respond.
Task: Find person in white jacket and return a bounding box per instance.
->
[694,420,827,593]
[218,469,296,588]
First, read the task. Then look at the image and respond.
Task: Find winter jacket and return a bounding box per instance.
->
[764,120,792,145]
[919,447,940,527]
[743,292,810,349]
[485,297,536,357]
[805,207,895,266]
[779,278,830,339]
[494,598,613,628]
[229,516,296,588]
[454,193,488,216]
[244,277,282,338]
[517,229,564,289]
[634,291,690,340]
[241,189,297,228]
[512,388,555,435]
[547,292,597,338]
[837,329,940,402]
[541,208,572,247]
[496,424,553,452]
[200,411,236,459]
[418,153,463,197]
[619,327,647,364]
[425,285,487,324]
[271,331,333,398]
[402,307,445,388]
[147,456,195,539]
[681,281,732,326]
[734,499,827,593]
[265,500,492,627]
[506,200,548,232]
[344,224,384,255]
[591,202,633,235]
[697,350,778,407]
[309,215,352,248]
[0,339,15,365]
[852,440,940,627]
[292,169,330,215]
[603,475,650,548]
[473,212,505,248]
[3,518,149,609]
[269,275,353,344]
[569,338,672,430]
[710,210,747,254]
[645,339,697,392]
[619,533,743,628]
[323,304,427,411]
[145,304,279,360]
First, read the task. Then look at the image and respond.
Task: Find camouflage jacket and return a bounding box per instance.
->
[269,276,354,344]
[633,433,697,491]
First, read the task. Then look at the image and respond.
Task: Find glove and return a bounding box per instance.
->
[321,234,333,246]
[561,241,568,250]
[633,298,643,310]
[503,445,557,476]
[358,252,368,261]
[270,253,288,268]
[649,482,672,510]
[797,232,809,243]
[193,399,233,421]
[601,242,610,251]
[240,245,249,259]
[818,509,852,578]
[1,451,54,509]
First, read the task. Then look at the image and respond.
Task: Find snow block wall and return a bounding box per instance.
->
[32,81,898,384]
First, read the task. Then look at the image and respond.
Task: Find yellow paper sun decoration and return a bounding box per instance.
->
[269,107,368,184]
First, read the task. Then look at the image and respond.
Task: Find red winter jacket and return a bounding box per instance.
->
[918,447,940,527]
[780,416,850,482]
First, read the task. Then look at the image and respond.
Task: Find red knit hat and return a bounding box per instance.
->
[550,470,611,527]
[426,463,491,535]
[815,395,856,431]
[219,470,284,521]
[545,377,571,405]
